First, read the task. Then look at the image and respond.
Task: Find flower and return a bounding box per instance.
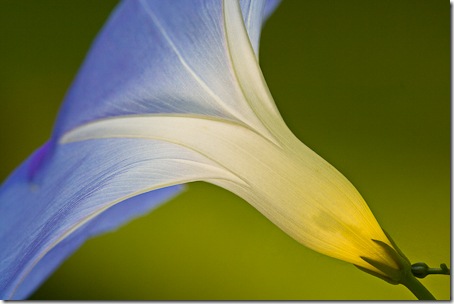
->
[0,0,407,299]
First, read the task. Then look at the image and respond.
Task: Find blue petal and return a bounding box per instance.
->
[0,138,227,299]
[10,187,181,300]
[0,0,281,299]
[263,0,281,20]
[53,0,279,140]
[240,0,281,56]
[0,140,185,299]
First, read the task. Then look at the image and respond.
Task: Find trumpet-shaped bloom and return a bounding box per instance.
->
[0,0,406,300]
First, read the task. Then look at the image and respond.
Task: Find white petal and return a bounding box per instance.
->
[224,0,287,139]
[62,114,397,273]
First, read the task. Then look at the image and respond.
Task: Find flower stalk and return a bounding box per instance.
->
[353,231,449,300]
[401,273,435,300]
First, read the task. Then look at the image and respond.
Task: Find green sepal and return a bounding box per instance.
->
[382,230,411,264]
[356,234,412,285]
[354,264,399,285]
[360,256,403,283]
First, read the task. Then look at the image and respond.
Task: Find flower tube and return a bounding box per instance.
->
[0,0,445,300]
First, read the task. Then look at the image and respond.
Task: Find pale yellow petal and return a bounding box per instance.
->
[62,114,397,273]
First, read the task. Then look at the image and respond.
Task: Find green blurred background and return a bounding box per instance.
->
[0,0,450,300]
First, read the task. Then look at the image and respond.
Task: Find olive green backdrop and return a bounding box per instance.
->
[0,0,450,300]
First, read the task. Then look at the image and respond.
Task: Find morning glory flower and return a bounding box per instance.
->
[0,0,420,300]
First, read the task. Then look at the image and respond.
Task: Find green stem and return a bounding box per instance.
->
[401,272,436,300]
